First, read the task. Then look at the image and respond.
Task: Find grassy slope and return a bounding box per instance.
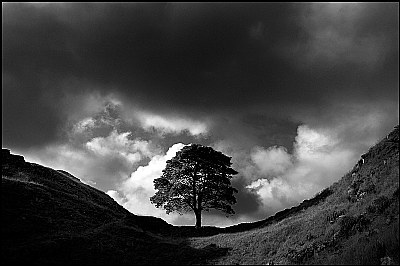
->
[1,150,229,264]
[188,126,399,265]
[2,125,398,265]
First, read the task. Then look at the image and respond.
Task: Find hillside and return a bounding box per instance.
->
[2,125,398,265]
[187,125,399,264]
[1,149,228,264]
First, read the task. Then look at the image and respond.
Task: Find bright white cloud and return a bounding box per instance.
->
[136,112,208,136]
[86,130,157,164]
[246,124,357,215]
[106,190,127,205]
[109,143,189,224]
[247,178,299,213]
[251,146,292,177]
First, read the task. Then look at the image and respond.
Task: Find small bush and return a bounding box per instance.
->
[338,216,357,238]
[359,180,376,194]
[287,246,314,264]
[354,214,370,232]
[350,178,363,190]
[326,209,346,223]
[367,196,391,214]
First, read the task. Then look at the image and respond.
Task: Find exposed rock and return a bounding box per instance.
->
[381,256,394,265]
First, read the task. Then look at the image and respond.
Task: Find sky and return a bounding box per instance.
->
[2,2,399,227]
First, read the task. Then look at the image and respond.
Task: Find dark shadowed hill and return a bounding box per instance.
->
[1,149,229,264]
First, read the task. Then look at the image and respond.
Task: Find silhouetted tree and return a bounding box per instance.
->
[150,144,238,228]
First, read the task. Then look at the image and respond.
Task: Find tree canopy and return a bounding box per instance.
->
[150,144,238,228]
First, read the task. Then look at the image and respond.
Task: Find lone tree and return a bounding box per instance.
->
[150,144,238,228]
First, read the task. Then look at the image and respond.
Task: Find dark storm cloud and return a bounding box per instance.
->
[3,3,398,149]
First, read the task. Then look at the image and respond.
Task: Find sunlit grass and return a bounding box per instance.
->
[184,128,399,265]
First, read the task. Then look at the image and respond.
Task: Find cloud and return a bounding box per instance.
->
[135,112,208,136]
[86,130,156,164]
[208,115,390,223]
[280,3,397,69]
[251,146,292,178]
[21,126,161,191]
[247,178,299,213]
[110,143,188,223]
[106,190,127,205]
[72,117,96,134]
[3,3,397,152]
[22,143,133,190]
[246,124,359,217]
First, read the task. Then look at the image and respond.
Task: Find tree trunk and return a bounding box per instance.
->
[195,210,202,229]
